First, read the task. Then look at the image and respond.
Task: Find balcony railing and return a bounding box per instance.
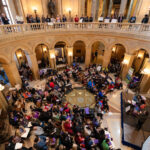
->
[0,22,150,41]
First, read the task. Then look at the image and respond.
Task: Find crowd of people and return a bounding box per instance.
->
[0,11,149,25]
[3,63,124,150]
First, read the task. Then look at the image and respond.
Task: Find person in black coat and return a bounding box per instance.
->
[141,14,149,23]
[1,13,9,24]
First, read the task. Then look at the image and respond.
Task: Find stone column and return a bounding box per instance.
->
[58,0,63,16]
[102,0,107,17]
[121,54,135,80]
[127,0,134,20]
[140,75,150,93]
[85,46,91,67]
[140,62,150,93]
[49,50,56,69]
[107,0,113,17]
[95,0,100,20]
[28,53,40,80]
[79,0,85,17]
[119,0,128,16]
[2,62,22,86]
[102,49,112,67]
[67,47,73,66]
[0,91,8,111]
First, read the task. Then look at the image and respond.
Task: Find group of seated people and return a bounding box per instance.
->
[19,63,33,81]
[125,94,149,130]
[108,59,121,75]
[3,63,124,150]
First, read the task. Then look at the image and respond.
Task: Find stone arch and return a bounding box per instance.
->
[52,39,71,48]
[0,55,10,64]
[88,39,108,49]
[11,44,32,62]
[108,41,128,53]
[72,38,88,48]
[33,42,51,53]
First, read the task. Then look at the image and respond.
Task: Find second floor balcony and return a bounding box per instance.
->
[0,22,150,42]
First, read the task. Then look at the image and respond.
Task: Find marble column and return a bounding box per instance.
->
[79,0,85,16]
[49,50,56,69]
[102,0,107,17]
[95,0,100,20]
[121,54,135,80]
[58,0,63,16]
[98,0,103,17]
[28,53,40,80]
[119,0,128,16]
[140,75,150,93]
[102,49,112,67]
[0,91,8,111]
[127,0,134,19]
[67,47,73,66]
[2,62,22,86]
[91,0,97,20]
[87,0,92,17]
[107,0,113,17]
[85,46,92,67]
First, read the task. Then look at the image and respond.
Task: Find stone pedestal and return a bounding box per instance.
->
[2,62,22,86]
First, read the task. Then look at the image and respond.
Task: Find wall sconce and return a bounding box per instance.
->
[122,59,129,65]
[0,84,5,91]
[67,8,72,13]
[112,47,116,53]
[32,7,37,15]
[17,53,22,59]
[50,53,56,59]
[43,47,47,53]
[137,52,143,59]
[68,51,73,57]
[141,68,150,75]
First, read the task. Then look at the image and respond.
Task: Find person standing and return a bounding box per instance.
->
[141,14,149,23]
[1,13,9,24]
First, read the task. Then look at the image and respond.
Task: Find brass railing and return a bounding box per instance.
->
[0,22,150,40]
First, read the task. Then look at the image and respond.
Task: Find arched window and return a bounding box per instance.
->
[1,0,13,24]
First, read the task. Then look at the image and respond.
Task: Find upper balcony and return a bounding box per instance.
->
[0,22,150,43]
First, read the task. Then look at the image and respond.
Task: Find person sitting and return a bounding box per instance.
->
[34,135,49,150]
[101,138,110,150]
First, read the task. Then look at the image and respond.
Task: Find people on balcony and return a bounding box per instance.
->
[74,15,79,22]
[1,13,9,25]
[118,14,124,23]
[129,16,136,23]
[62,14,67,22]
[141,14,149,24]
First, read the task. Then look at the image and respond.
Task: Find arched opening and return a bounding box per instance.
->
[35,44,50,69]
[54,41,67,66]
[132,49,149,75]
[73,41,86,63]
[91,41,105,64]
[109,44,126,73]
[14,49,33,81]
[128,49,150,90]
[0,58,10,86]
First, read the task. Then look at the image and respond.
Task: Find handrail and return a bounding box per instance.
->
[0,22,150,41]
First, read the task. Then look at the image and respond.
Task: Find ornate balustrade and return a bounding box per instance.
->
[0,22,150,41]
